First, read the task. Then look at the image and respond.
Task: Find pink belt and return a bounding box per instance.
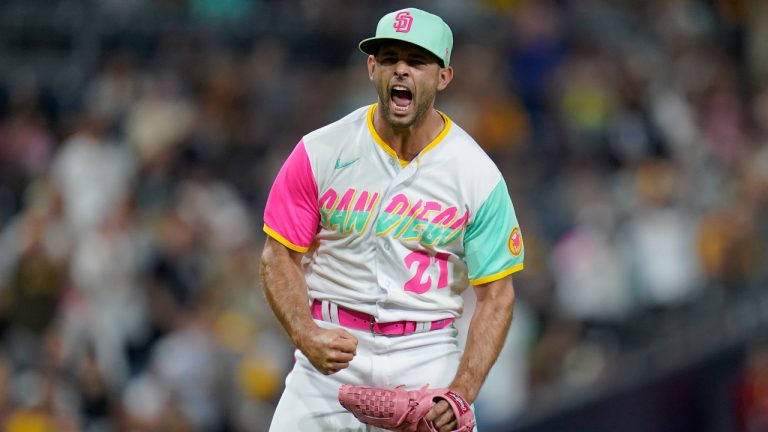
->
[311,300,454,336]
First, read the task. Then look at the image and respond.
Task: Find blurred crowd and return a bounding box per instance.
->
[0,0,767,431]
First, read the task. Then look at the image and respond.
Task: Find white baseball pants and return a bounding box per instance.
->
[268,319,477,431]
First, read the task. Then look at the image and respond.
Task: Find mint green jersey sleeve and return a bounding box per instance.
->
[464,179,525,285]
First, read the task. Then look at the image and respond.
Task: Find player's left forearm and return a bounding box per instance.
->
[449,276,515,404]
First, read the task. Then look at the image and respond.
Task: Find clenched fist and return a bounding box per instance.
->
[299,327,358,375]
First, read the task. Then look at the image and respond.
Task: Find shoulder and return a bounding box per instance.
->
[302,105,372,154]
[298,105,372,185]
[425,115,508,213]
[439,116,503,182]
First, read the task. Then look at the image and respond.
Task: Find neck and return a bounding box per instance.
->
[373,105,445,161]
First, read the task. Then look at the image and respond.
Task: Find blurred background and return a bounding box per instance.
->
[0,0,767,431]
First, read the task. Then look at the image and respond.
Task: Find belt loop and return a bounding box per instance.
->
[329,301,340,324]
[415,321,430,333]
[320,300,332,323]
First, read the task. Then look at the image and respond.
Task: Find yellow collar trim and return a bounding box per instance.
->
[366,103,452,168]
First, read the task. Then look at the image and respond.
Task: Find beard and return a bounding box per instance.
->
[377,85,436,130]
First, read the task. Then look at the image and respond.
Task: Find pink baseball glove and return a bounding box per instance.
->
[338,384,475,432]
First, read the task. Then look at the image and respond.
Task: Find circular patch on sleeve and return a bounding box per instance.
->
[508,226,523,256]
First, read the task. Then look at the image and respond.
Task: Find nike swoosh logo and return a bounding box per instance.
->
[335,158,359,169]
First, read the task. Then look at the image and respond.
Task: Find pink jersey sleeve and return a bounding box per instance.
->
[263,140,319,252]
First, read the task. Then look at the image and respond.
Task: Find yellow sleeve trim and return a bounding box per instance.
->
[263,225,309,253]
[469,263,524,286]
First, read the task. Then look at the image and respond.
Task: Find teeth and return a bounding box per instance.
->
[391,85,411,112]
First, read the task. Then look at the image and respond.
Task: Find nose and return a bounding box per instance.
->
[393,60,410,78]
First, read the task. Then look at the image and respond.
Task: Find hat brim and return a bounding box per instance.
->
[359,37,445,67]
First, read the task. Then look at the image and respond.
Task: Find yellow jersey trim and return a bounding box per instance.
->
[366,103,452,168]
[469,263,524,286]
[263,225,309,253]
[418,110,452,159]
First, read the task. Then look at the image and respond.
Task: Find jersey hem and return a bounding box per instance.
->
[263,225,310,253]
[469,263,524,285]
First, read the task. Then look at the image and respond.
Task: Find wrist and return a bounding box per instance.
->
[291,321,321,350]
[448,382,477,405]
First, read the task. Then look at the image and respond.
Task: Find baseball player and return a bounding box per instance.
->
[260,7,524,432]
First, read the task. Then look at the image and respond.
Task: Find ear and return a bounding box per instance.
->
[436,66,454,91]
[367,55,376,81]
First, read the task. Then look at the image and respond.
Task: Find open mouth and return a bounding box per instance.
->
[390,85,413,113]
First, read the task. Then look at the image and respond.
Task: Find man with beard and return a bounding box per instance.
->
[260,8,525,431]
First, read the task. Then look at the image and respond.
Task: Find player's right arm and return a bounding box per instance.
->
[259,237,357,375]
[259,139,357,375]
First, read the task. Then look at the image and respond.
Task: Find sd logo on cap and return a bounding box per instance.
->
[359,8,454,67]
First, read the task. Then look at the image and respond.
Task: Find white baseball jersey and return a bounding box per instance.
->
[263,104,524,323]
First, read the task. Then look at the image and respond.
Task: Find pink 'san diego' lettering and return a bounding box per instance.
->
[319,188,467,246]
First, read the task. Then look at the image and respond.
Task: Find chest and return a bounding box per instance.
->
[316,150,469,249]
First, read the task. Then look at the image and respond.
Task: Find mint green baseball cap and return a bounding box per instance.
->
[359,8,453,67]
